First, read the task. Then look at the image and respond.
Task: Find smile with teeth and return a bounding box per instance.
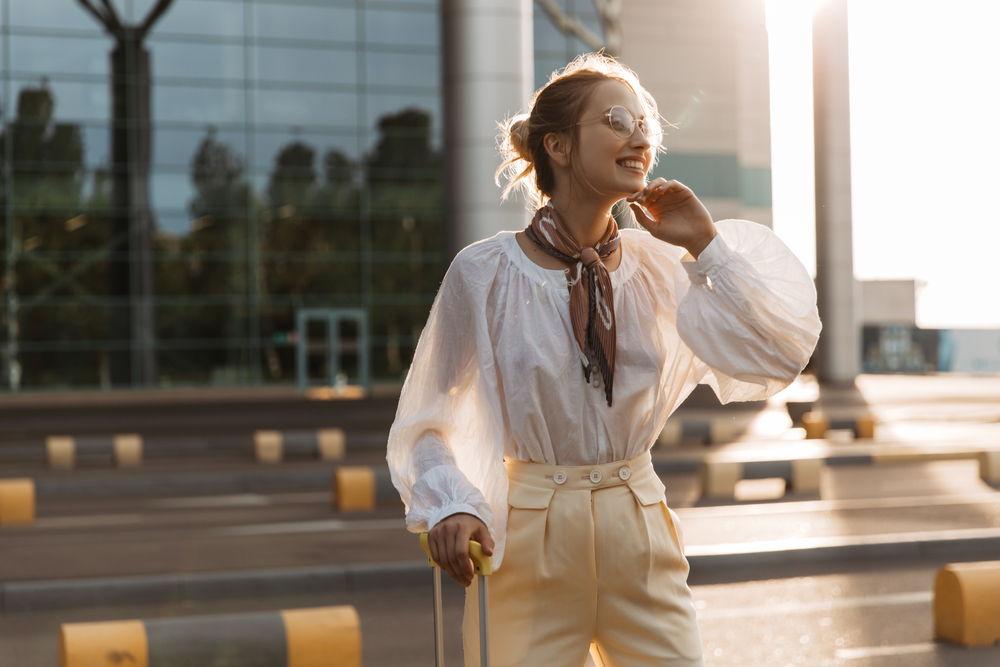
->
[618,160,644,170]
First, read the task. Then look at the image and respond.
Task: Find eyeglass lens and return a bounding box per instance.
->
[609,107,662,146]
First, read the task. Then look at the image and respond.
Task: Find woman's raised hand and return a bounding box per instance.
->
[428,512,495,587]
[627,178,717,259]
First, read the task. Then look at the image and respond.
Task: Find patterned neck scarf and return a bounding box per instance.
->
[525,205,621,407]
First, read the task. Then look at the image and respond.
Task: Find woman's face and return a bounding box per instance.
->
[569,79,653,201]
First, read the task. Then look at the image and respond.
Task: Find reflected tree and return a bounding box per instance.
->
[0,84,112,387]
[155,131,250,382]
[75,0,177,387]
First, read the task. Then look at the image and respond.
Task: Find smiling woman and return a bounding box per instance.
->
[387,53,822,667]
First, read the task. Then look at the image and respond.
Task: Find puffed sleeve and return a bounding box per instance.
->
[386,239,512,565]
[675,219,821,403]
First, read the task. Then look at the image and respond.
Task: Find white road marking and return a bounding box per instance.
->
[685,526,1000,557]
[147,494,272,509]
[835,642,936,659]
[31,514,144,529]
[696,591,931,620]
[210,518,406,537]
[675,492,1000,519]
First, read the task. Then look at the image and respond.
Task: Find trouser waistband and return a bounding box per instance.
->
[504,450,654,491]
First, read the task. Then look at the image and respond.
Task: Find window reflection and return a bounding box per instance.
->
[2,0,446,389]
[11,35,108,76]
[147,40,246,81]
[254,45,358,87]
[254,4,356,44]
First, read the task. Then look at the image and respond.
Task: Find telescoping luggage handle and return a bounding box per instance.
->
[420,533,493,667]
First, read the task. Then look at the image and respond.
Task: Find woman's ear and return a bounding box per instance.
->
[543,131,572,168]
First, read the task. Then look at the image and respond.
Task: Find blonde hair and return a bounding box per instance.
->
[496,53,665,210]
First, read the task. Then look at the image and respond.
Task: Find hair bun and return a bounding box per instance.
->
[509,117,532,163]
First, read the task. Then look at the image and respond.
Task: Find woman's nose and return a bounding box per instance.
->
[631,125,651,150]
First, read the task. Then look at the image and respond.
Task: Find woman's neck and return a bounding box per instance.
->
[547,193,615,248]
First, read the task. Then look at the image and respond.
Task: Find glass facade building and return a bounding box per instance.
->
[0,0,597,391]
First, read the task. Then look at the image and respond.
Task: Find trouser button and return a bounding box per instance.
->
[590,469,603,483]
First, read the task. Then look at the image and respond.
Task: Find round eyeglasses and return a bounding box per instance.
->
[577,105,663,148]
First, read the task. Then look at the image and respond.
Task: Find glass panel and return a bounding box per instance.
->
[365,93,440,135]
[254,45,357,86]
[17,302,109,342]
[156,259,250,298]
[254,4,356,44]
[259,259,361,296]
[11,34,109,77]
[10,0,104,31]
[157,344,255,387]
[252,129,359,175]
[148,39,245,81]
[153,126,248,170]
[152,83,246,124]
[254,88,356,127]
[11,79,110,122]
[150,169,196,215]
[153,0,245,39]
[365,9,438,48]
[365,51,438,89]
[156,301,249,339]
[19,350,106,388]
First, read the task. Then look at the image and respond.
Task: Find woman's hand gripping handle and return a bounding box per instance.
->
[422,513,495,586]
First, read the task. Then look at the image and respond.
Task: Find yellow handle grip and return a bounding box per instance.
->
[419,533,493,576]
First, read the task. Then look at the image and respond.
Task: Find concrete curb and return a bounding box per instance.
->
[4,529,1000,612]
[0,431,391,464]
[1,561,430,612]
[30,467,400,502]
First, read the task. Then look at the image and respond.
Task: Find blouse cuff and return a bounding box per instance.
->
[695,232,734,277]
[403,463,495,534]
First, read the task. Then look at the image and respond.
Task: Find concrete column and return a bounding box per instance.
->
[812,0,858,383]
[442,0,533,255]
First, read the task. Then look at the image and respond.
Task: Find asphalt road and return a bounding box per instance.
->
[3,558,997,666]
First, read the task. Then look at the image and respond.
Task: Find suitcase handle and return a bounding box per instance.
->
[419,533,493,576]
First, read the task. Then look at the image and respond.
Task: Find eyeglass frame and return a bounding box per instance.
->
[574,105,664,148]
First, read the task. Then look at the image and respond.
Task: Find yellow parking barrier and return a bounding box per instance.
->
[254,430,284,463]
[59,606,361,667]
[700,461,743,498]
[934,561,1000,646]
[46,436,76,469]
[855,415,876,439]
[656,420,682,448]
[790,458,822,493]
[979,451,1000,486]
[113,434,143,467]
[801,412,829,440]
[0,478,35,526]
[315,429,346,461]
[60,619,147,667]
[282,606,361,667]
[255,429,347,463]
[332,466,376,511]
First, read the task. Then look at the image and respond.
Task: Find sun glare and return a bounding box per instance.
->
[764,0,1000,328]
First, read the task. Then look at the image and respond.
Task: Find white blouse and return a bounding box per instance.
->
[386,220,821,568]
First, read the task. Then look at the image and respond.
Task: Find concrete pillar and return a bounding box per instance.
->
[442,0,533,255]
[813,0,858,383]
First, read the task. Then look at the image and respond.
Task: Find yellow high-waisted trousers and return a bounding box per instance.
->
[463,450,704,667]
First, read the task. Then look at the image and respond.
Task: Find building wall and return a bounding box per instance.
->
[618,0,773,227]
[0,0,447,390]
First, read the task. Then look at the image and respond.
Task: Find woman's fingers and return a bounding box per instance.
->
[630,202,656,230]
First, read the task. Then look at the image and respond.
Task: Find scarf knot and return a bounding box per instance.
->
[524,205,620,407]
[579,246,601,270]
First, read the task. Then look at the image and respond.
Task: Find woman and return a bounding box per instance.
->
[388,53,821,667]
